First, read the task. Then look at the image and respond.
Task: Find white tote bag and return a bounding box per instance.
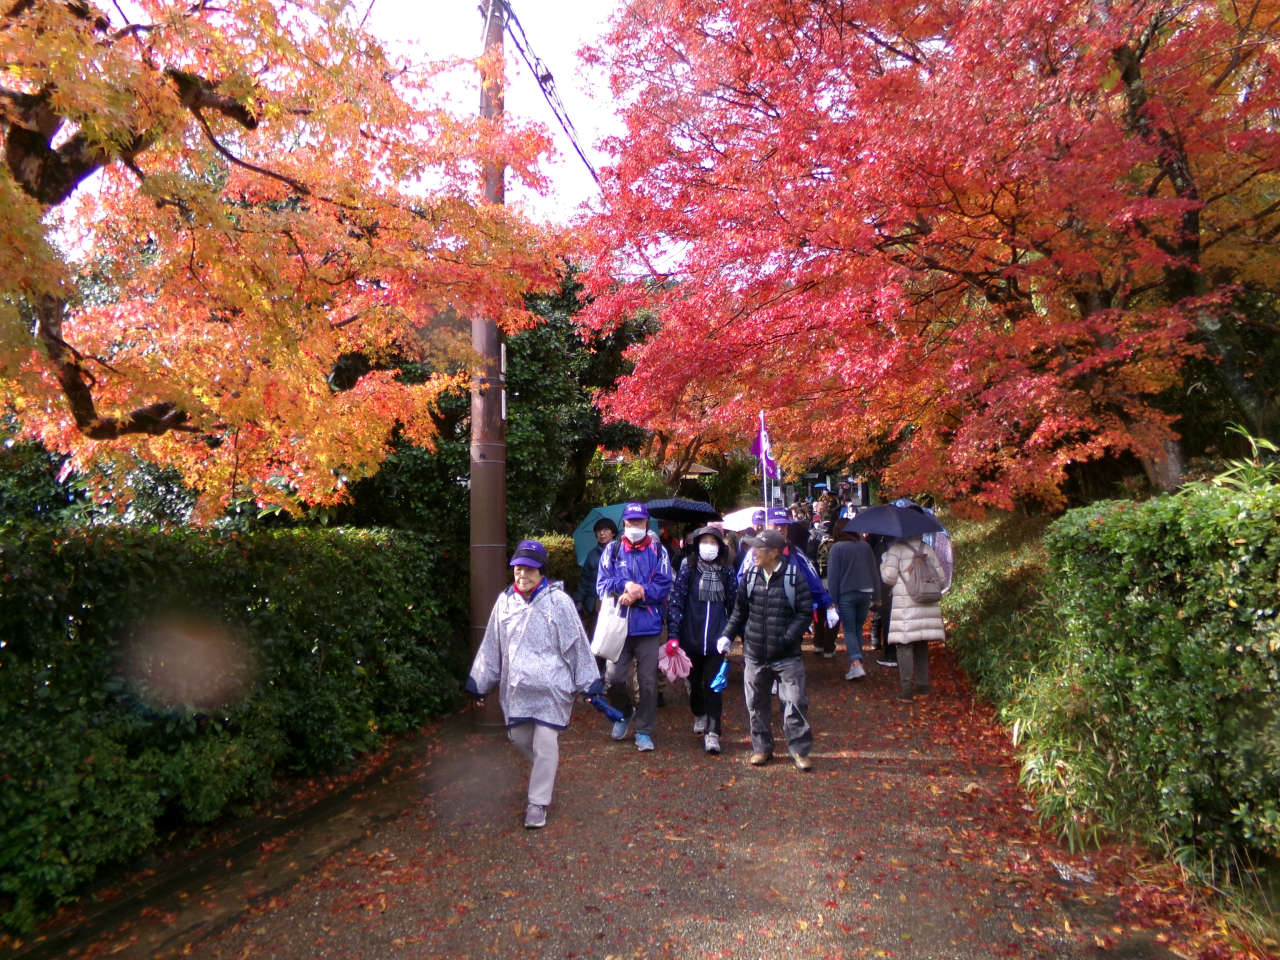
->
[590,595,630,662]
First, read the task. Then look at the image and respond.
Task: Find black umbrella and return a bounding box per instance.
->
[645,498,722,523]
[845,504,943,539]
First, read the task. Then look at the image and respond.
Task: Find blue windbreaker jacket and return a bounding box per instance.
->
[595,537,673,637]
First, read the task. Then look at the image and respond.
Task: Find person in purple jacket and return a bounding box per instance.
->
[596,502,674,752]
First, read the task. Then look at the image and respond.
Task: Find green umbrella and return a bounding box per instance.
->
[573,503,654,565]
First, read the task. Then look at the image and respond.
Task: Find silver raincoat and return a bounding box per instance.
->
[468,580,600,729]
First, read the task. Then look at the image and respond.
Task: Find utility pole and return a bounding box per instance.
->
[470,0,507,732]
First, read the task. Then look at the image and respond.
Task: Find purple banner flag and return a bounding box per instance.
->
[749,410,779,479]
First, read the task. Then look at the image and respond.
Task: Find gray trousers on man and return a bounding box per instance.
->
[508,722,560,806]
[606,634,661,736]
[743,655,813,757]
[896,641,930,692]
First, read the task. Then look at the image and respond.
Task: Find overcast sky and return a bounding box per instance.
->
[365,0,625,224]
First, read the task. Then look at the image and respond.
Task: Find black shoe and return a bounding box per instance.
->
[656,693,666,708]
[915,684,932,695]
[877,658,898,668]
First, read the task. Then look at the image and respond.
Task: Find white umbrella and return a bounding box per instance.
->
[721,505,766,532]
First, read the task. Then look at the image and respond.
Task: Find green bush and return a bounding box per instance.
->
[0,525,466,931]
[1012,487,1280,863]
[541,533,581,596]
[942,511,1057,706]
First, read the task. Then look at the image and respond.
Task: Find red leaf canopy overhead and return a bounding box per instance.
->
[581,0,1280,509]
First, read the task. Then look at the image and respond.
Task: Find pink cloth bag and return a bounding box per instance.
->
[659,638,692,683]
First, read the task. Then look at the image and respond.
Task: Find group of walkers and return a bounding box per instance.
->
[465,499,951,830]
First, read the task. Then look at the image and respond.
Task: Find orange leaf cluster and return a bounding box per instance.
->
[1,0,560,516]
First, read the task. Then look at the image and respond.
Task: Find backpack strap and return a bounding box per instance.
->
[749,562,797,611]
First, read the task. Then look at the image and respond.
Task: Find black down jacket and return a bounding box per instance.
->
[722,556,812,663]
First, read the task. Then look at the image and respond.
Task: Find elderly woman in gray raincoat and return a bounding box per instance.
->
[465,539,603,829]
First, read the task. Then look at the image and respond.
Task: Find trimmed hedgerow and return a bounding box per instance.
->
[1010,487,1280,862]
[0,525,466,931]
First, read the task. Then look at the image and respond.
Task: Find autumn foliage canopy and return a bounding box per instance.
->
[1,0,556,517]
[581,0,1280,509]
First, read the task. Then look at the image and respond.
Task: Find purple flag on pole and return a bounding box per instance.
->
[749,410,779,479]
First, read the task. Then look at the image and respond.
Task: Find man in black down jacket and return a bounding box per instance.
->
[718,530,814,770]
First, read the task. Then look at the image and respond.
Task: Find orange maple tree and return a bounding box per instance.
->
[581,0,1280,509]
[1,0,557,516]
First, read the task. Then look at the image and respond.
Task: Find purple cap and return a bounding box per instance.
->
[622,502,650,521]
[766,506,794,525]
[751,510,766,526]
[509,539,548,568]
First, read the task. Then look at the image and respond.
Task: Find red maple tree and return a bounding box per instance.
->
[580,0,1280,509]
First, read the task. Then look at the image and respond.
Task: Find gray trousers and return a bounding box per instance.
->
[508,722,559,807]
[743,656,813,757]
[896,641,930,691]
[606,634,661,736]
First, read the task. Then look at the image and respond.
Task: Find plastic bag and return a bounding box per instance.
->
[710,659,730,693]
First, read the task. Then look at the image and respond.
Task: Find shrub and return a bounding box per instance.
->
[1014,487,1280,863]
[0,525,466,930]
[942,511,1057,706]
[541,533,581,596]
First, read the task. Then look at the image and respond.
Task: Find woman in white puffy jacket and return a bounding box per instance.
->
[880,537,945,702]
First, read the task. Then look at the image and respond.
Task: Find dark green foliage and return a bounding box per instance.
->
[1027,488,1280,863]
[0,438,79,524]
[0,525,466,931]
[340,270,651,540]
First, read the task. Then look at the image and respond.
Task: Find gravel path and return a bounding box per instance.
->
[172,639,1184,960]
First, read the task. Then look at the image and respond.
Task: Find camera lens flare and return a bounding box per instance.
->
[119,619,258,712]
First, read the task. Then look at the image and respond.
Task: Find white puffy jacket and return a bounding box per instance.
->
[880,538,946,645]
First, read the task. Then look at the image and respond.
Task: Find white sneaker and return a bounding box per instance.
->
[823,651,836,659]
[704,733,721,754]
[692,715,708,735]
[845,661,867,681]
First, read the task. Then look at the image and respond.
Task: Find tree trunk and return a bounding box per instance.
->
[1138,438,1185,493]
[1197,311,1279,442]
[551,440,598,531]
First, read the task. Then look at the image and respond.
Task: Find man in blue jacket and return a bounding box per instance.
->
[596,502,673,752]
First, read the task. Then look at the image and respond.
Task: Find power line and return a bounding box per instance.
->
[495,0,601,187]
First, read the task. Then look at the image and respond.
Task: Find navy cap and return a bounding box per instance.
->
[622,502,650,521]
[509,539,548,569]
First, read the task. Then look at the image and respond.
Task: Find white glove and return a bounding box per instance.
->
[826,608,840,629]
[716,636,732,655]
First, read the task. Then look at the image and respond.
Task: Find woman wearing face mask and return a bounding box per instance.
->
[666,526,737,753]
[596,502,673,751]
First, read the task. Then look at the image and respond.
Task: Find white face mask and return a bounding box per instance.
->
[698,542,720,561]
[623,525,647,543]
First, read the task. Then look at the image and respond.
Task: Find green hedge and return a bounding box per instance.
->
[1011,487,1280,862]
[941,511,1057,707]
[0,525,466,931]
